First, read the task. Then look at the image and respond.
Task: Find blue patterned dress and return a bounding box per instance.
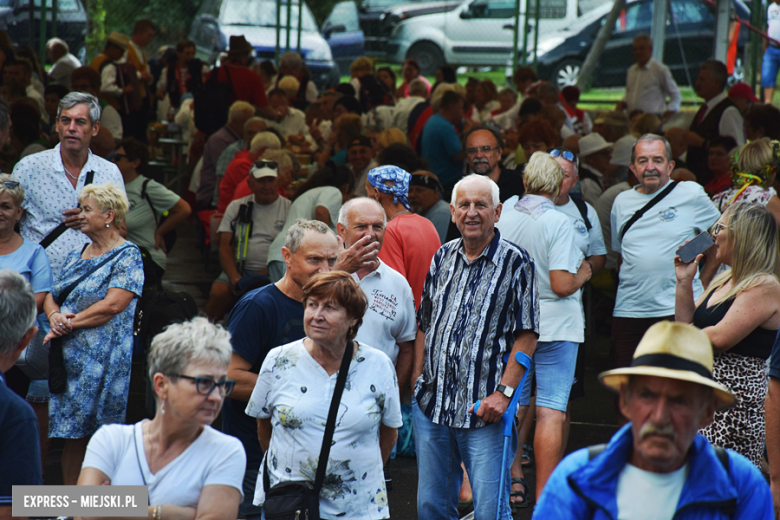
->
[48,242,144,439]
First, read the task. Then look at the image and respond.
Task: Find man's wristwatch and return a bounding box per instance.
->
[497,384,515,399]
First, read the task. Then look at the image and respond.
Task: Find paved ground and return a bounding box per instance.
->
[43,224,622,519]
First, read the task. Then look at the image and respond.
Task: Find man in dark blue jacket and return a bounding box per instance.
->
[534,321,772,519]
[0,270,43,515]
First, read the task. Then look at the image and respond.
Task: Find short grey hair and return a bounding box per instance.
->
[0,270,37,357]
[58,91,101,126]
[47,37,69,54]
[631,133,673,163]
[0,173,24,206]
[409,78,427,97]
[280,51,303,70]
[452,173,500,208]
[250,131,282,154]
[338,197,386,227]
[284,219,335,253]
[147,317,232,383]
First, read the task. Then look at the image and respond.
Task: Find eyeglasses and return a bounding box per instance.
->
[171,374,236,397]
[711,222,728,236]
[0,181,19,188]
[254,160,278,170]
[465,146,500,156]
[548,148,579,167]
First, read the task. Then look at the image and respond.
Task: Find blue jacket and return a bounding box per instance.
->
[532,424,772,519]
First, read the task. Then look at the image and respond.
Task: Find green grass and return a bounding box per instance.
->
[341,64,701,112]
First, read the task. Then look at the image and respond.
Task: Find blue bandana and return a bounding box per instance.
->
[367,165,412,211]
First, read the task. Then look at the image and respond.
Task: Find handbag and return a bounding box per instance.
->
[262,339,353,520]
[15,316,49,379]
[48,246,130,394]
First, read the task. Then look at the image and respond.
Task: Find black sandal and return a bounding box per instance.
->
[510,477,531,510]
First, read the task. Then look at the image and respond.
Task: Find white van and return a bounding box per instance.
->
[385,0,580,74]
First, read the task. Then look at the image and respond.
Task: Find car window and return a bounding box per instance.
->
[614,1,652,32]
[468,0,516,19]
[327,1,359,31]
[197,0,221,18]
[363,0,426,7]
[527,0,568,20]
[221,0,319,31]
[669,0,713,25]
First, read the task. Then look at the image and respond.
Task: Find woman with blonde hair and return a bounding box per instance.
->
[375,127,407,157]
[43,182,144,484]
[712,139,780,223]
[497,154,592,504]
[676,202,780,467]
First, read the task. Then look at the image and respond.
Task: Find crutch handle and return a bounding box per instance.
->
[473,351,532,436]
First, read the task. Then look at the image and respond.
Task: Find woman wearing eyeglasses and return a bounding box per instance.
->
[77,317,245,520]
[114,138,191,289]
[675,203,780,468]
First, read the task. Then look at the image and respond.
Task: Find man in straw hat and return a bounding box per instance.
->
[533,321,772,518]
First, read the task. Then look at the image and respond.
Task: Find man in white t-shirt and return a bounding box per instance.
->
[609,134,720,370]
[336,198,416,391]
[534,321,772,518]
[204,162,291,321]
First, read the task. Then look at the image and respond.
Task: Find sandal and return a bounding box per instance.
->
[510,477,531,510]
[521,450,533,468]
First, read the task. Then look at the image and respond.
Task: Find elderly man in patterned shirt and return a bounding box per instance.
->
[411,173,540,520]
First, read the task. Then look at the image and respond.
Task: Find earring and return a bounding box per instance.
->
[106,223,110,228]
[161,401,166,415]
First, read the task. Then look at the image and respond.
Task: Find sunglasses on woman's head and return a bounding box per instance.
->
[548,148,578,167]
[254,160,278,170]
[1,181,19,188]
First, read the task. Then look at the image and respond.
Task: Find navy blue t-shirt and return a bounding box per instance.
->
[223,283,305,467]
[769,330,780,379]
[0,373,42,504]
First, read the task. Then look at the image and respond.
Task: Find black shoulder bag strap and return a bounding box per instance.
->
[54,245,128,306]
[263,339,354,494]
[619,181,678,241]
[572,197,592,231]
[40,170,96,249]
[141,178,159,225]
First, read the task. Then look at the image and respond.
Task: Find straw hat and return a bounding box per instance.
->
[106,32,129,51]
[578,133,613,158]
[599,321,735,410]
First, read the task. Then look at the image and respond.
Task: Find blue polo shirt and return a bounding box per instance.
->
[421,113,463,187]
[0,372,43,505]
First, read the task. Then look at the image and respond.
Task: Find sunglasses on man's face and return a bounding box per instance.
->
[548,148,579,167]
[1,181,19,188]
[254,160,278,170]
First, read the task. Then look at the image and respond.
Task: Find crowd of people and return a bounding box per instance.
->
[2,16,780,520]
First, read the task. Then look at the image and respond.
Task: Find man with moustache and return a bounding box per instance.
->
[533,321,772,519]
[445,126,524,241]
[609,135,719,370]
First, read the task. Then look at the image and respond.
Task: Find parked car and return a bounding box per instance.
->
[535,0,750,89]
[189,0,341,90]
[385,0,580,75]
[0,0,87,62]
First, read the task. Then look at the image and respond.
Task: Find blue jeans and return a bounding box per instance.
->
[412,401,513,520]
[763,45,780,88]
[518,340,578,412]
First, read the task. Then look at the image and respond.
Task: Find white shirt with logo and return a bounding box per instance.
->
[610,181,720,317]
[556,198,607,258]
[352,260,417,365]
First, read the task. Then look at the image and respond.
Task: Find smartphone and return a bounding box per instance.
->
[677,231,715,263]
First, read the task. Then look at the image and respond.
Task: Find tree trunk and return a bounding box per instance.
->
[576,0,626,91]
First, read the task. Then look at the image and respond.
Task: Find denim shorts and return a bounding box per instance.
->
[517,340,578,412]
[762,45,780,88]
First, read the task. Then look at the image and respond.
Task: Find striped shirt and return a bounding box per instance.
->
[415,229,540,428]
